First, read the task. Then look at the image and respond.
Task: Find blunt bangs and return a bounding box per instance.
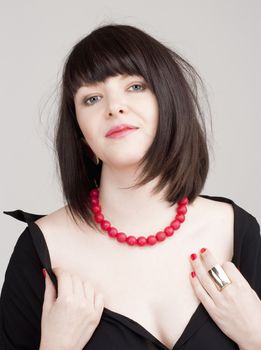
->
[64,25,156,98]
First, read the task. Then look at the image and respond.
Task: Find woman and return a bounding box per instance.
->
[1,24,261,350]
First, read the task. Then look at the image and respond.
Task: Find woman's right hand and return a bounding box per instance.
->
[39,267,104,350]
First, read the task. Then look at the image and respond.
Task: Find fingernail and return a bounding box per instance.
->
[200,248,207,254]
[191,271,196,278]
[190,253,197,261]
[42,268,46,279]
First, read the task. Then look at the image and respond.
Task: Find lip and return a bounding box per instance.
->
[106,128,139,138]
[105,124,139,137]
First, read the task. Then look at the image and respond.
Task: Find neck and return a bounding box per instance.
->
[97,165,177,236]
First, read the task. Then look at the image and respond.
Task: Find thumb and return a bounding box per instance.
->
[42,268,56,313]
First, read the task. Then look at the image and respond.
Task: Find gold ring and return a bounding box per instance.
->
[208,263,232,291]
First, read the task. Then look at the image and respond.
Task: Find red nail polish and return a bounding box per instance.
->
[42,268,46,279]
[200,248,207,254]
[191,271,196,278]
[190,253,197,261]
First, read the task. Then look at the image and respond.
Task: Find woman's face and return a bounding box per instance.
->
[74,73,159,169]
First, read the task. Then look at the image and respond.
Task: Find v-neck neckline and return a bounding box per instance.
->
[29,219,210,350]
[3,194,239,350]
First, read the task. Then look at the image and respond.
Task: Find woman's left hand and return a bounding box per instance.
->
[189,248,261,350]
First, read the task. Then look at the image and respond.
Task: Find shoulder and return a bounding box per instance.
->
[192,194,234,226]
[33,205,92,258]
[193,195,235,244]
[34,206,67,238]
[34,205,81,236]
[198,194,260,251]
[197,194,234,211]
[197,193,260,228]
[34,206,68,228]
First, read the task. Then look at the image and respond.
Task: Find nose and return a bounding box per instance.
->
[109,108,124,117]
[108,107,125,117]
[106,96,127,117]
[106,89,128,117]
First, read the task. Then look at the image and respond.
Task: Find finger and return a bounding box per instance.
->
[94,293,104,313]
[199,248,232,292]
[194,249,248,288]
[199,248,218,271]
[199,248,240,290]
[190,270,216,312]
[83,280,96,310]
[71,273,86,301]
[52,267,73,299]
[190,252,221,302]
[221,261,250,289]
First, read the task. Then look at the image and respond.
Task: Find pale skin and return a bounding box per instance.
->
[40,268,105,350]
[40,73,261,349]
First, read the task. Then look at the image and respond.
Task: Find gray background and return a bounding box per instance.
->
[1,0,260,289]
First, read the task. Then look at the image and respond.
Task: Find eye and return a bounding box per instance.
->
[82,83,146,106]
[83,95,101,106]
[128,83,145,92]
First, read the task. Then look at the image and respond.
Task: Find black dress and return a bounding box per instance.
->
[0,195,260,350]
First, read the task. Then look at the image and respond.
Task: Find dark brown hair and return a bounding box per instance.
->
[54,23,212,231]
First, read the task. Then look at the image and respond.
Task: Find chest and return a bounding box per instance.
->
[44,219,234,349]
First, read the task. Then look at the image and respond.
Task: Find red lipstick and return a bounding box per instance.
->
[105,124,139,137]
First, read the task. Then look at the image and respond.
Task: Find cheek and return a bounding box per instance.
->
[75,109,96,141]
[81,127,97,149]
[136,95,158,126]
[147,98,159,133]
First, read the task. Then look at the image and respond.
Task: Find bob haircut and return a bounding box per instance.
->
[55,23,212,232]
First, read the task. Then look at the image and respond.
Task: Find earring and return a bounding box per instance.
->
[93,154,100,165]
[81,137,100,165]
[94,178,98,188]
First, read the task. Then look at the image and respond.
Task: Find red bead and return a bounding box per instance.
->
[92,205,101,214]
[176,214,185,223]
[164,226,174,237]
[107,227,118,238]
[94,213,104,223]
[116,232,127,243]
[137,236,147,246]
[91,198,99,205]
[177,205,187,215]
[171,220,181,230]
[90,189,99,197]
[178,198,188,206]
[147,235,157,245]
[156,231,166,241]
[126,236,137,245]
[101,220,111,230]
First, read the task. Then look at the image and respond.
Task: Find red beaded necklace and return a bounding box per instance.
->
[89,187,189,247]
